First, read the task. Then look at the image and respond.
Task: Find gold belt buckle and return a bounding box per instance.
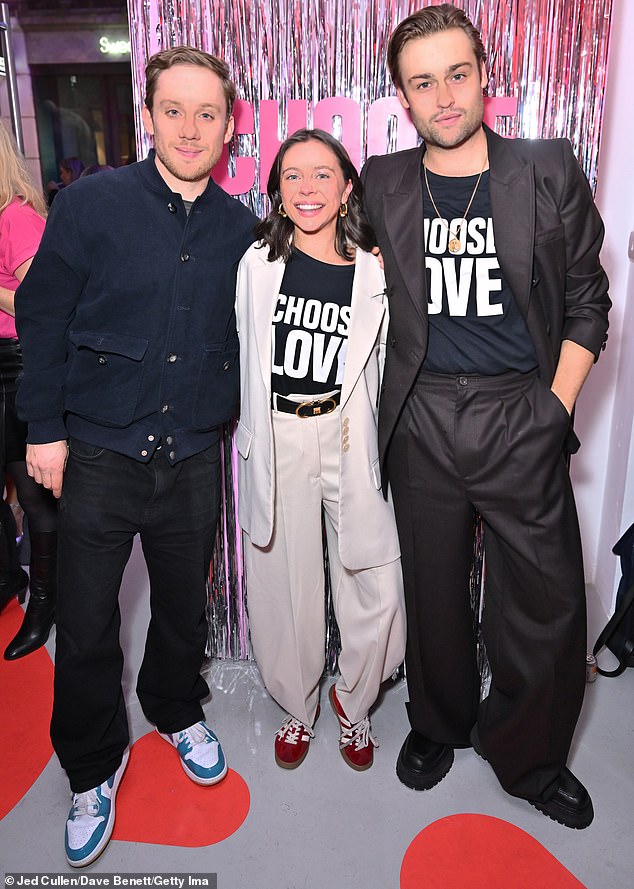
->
[295,397,337,418]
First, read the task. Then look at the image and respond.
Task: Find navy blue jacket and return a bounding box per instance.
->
[15,152,257,463]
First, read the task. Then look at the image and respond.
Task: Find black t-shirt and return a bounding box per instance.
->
[422,168,537,374]
[272,248,354,397]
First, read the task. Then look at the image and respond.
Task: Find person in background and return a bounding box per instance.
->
[47,156,84,205]
[361,4,610,829]
[0,120,58,660]
[236,128,406,772]
[15,47,256,867]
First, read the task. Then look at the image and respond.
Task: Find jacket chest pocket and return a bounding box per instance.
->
[65,330,148,427]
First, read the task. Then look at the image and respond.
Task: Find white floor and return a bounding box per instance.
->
[1,537,633,888]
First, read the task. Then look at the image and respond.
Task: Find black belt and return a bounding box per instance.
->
[272,391,341,418]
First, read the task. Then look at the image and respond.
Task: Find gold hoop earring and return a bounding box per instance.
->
[339,203,348,218]
[278,204,288,218]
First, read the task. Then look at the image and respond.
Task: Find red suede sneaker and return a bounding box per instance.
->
[329,685,377,771]
[274,708,318,769]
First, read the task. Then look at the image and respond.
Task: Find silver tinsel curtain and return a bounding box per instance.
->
[126,0,613,661]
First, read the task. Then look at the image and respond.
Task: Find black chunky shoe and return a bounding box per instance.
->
[529,768,594,829]
[396,730,454,790]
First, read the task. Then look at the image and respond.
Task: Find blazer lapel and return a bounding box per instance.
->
[340,251,386,408]
[486,126,534,319]
[384,146,426,323]
[251,250,286,393]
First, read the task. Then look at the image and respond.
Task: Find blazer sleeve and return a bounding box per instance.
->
[558,139,610,359]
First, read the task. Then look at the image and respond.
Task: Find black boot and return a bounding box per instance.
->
[0,499,29,613]
[4,531,57,660]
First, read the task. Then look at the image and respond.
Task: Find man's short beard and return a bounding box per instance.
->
[413,97,485,151]
[155,148,215,184]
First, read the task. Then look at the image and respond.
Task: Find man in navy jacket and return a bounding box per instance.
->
[15,47,256,867]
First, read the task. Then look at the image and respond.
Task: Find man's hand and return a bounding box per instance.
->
[550,339,595,416]
[26,441,69,499]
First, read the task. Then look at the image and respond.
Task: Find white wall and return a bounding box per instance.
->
[573,0,634,635]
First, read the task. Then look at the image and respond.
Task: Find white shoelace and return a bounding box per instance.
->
[340,714,378,751]
[177,722,208,748]
[276,716,314,745]
[70,788,99,817]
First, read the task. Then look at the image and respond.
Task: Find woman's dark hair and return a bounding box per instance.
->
[60,157,84,181]
[254,128,376,262]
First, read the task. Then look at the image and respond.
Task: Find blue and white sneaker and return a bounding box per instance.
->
[158,720,227,785]
[65,748,129,868]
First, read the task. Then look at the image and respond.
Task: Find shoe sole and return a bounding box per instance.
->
[66,748,130,868]
[396,744,454,791]
[275,748,310,770]
[529,797,594,830]
[340,751,373,771]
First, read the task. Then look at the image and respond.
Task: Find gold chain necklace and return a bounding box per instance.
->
[423,157,488,254]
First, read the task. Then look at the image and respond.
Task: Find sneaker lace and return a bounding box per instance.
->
[177,722,208,749]
[340,715,378,751]
[70,788,100,817]
[276,716,314,746]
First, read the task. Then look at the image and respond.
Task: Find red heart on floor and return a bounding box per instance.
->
[112,731,250,846]
[0,597,54,819]
[401,814,587,888]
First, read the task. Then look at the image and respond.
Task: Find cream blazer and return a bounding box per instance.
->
[235,242,401,571]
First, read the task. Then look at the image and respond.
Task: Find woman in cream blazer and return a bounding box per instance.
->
[235,129,405,772]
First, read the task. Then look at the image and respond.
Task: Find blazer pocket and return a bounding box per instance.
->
[235,419,253,459]
[65,330,148,427]
[191,337,239,429]
[534,224,564,246]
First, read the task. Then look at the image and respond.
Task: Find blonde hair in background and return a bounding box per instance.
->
[0,121,47,218]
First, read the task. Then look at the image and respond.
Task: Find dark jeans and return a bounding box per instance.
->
[51,439,220,792]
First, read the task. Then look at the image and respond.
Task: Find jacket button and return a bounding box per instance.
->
[167,353,177,363]
[180,252,190,262]
[147,434,155,441]
[161,403,169,413]
[168,202,177,213]
[141,449,148,457]
[389,337,396,347]
[97,354,107,365]
[166,435,173,445]
[169,450,176,460]
[223,360,231,371]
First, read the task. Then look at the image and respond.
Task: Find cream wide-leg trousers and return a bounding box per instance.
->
[244,405,406,727]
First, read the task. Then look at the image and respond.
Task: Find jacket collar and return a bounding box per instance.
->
[136,149,225,206]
